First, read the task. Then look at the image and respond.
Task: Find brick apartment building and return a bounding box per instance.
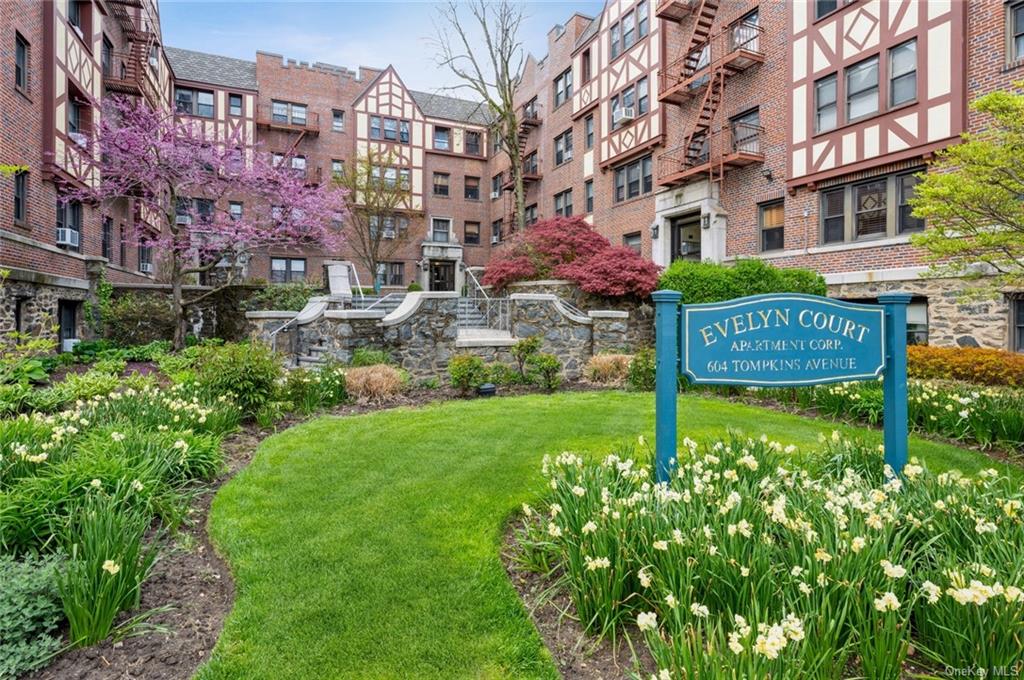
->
[2,0,1023,352]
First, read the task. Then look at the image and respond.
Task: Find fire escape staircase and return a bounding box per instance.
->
[103,0,162,108]
[659,0,718,104]
[501,108,543,233]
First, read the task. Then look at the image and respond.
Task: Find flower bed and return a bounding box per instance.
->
[519,433,1024,678]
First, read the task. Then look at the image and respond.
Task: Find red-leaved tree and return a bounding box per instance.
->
[64,97,348,348]
[482,216,660,298]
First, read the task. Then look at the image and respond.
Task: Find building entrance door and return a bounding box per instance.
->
[670,214,702,261]
[429,261,456,292]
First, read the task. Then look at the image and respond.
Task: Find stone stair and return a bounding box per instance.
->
[296,342,329,368]
[351,294,405,315]
[457,297,489,328]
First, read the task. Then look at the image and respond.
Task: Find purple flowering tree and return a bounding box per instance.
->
[65,97,347,348]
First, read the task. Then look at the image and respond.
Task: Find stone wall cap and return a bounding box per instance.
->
[381,291,457,326]
[245,311,298,319]
[588,310,629,319]
[508,293,558,301]
[323,309,387,320]
[455,337,518,348]
[506,279,574,288]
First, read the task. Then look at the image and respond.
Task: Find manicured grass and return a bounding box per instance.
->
[198,391,1015,680]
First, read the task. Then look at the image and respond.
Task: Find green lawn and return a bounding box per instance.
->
[197,391,1015,680]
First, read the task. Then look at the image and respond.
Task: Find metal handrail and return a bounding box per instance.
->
[465,267,489,301]
[360,292,401,311]
[557,297,588,319]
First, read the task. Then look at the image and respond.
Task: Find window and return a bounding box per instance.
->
[465,176,480,200]
[732,9,759,52]
[585,115,594,149]
[491,173,503,198]
[815,74,837,133]
[464,221,480,245]
[229,201,243,220]
[854,179,887,238]
[433,172,450,196]
[623,232,641,253]
[846,56,879,121]
[101,217,112,259]
[272,100,306,125]
[13,171,27,224]
[554,129,573,165]
[101,36,112,77]
[68,1,83,29]
[383,117,398,141]
[554,68,573,108]
[585,180,594,213]
[611,77,649,128]
[431,217,451,242]
[613,154,653,202]
[906,300,928,346]
[372,165,399,188]
[524,97,539,120]
[370,115,381,139]
[465,131,481,155]
[491,219,503,243]
[1010,1,1024,62]
[270,258,306,283]
[760,201,784,252]
[332,109,344,132]
[331,159,344,179]
[889,40,917,107]
[67,98,83,136]
[554,189,573,217]
[1014,298,1024,352]
[399,120,410,144]
[897,172,924,233]
[524,151,539,175]
[385,262,404,287]
[821,188,845,243]
[816,0,838,19]
[56,199,82,251]
[119,225,126,265]
[228,93,243,116]
[730,108,760,154]
[609,2,648,59]
[175,87,214,117]
[434,126,450,151]
[137,244,152,273]
[582,49,592,83]
[291,155,307,174]
[15,33,28,93]
[525,204,538,225]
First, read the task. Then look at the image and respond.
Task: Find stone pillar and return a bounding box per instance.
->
[588,310,630,354]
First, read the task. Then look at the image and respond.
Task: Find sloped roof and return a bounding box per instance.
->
[165,46,258,90]
[574,16,601,50]
[410,90,491,125]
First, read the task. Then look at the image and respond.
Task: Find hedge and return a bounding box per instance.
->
[907,345,1024,386]
[657,258,826,304]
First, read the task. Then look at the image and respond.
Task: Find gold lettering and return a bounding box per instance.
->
[775,308,790,326]
[732,314,747,335]
[798,309,812,328]
[700,325,717,346]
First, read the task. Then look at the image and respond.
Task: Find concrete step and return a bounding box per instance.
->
[455,328,517,348]
[297,355,326,367]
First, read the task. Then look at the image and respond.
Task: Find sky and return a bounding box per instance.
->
[159,1,605,96]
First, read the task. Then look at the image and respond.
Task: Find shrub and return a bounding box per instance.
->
[92,358,127,376]
[448,354,487,395]
[407,282,424,292]
[554,246,660,298]
[350,347,394,367]
[242,282,322,312]
[25,369,123,413]
[584,354,632,385]
[344,365,405,402]
[511,336,542,379]
[526,353,562,392]
[193,342,283,418]
[0,553,63,678]
[283,365,348,414]
[627,348,656,391]
[907,345,1024,386]
[658,258,826,303]
[486,362,522,386]
[56,488,160,646]
[101,293,177,346]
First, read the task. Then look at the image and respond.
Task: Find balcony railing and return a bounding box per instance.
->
[256,104,320,134]
[658,122,764,186]
[102,47,162,107]
[521,105,542,127]
[655,0,697,21]
[659,21,764,103]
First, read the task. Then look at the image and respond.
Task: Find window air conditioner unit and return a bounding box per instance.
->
[56,228,80,248]
[175,214,192,225]
[68,132,88,148]
[564,149,573,161]
[490,190,501,200]
[62,338,80,353]
[139,262,154,274]
[613,107,636,125]
[383,228,397,239]
[491,234,500,245]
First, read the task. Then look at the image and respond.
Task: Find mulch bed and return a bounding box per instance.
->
[502,525,655,680]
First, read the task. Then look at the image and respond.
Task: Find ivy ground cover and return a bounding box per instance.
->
[198,392,1013,679]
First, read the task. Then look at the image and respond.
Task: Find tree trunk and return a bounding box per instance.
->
[515,174,526,233]
[170,261,187,350]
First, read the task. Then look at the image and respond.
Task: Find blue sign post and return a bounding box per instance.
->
[653,291,910,482]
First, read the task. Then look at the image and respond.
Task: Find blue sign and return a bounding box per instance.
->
[680,294,886,387]
[652,290,912,484]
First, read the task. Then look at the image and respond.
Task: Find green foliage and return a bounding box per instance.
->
[349,347,394,367]
[72,339,170,365]
[485,362,522,386]
[84,271,114,335]
[510,336,542,378]
[910,83,1024,295]
[241,283,322,312]
[448,354,487,394]
[658,258,826,303]
[627,347,656,391]
[101,293,176,346]
[282,364,347,415]
[56,488,160,646]
[0,553,63,678]
[192,342,283,418]
[407,282,424,292]
[526,353,562,392]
